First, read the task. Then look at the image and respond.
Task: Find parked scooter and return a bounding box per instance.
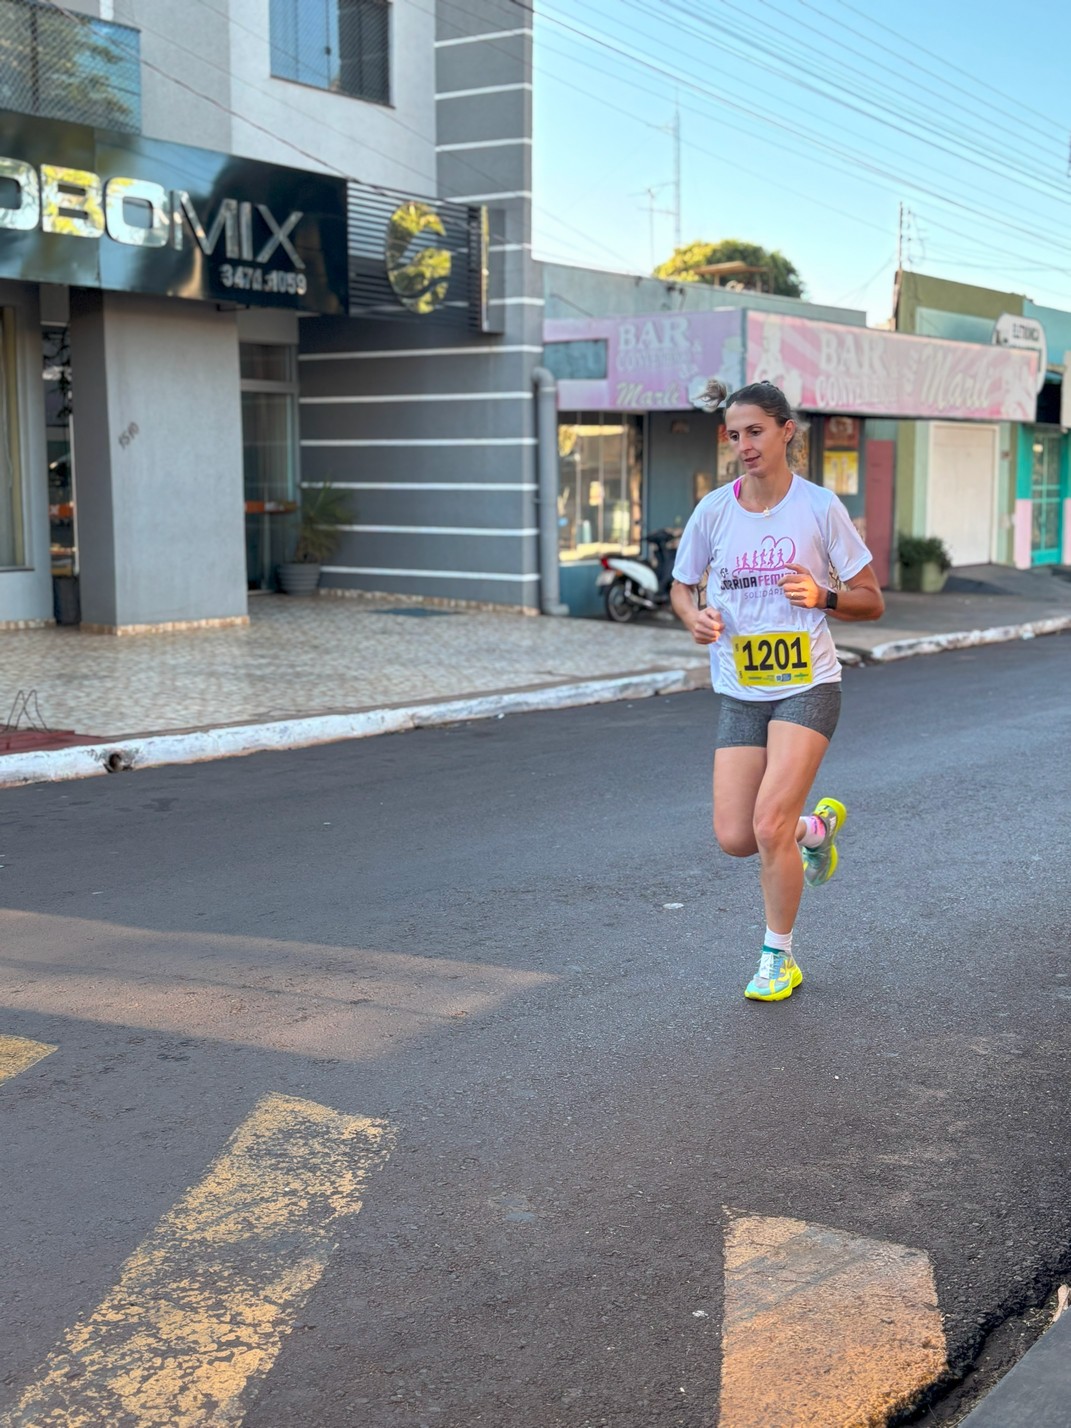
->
[596,528,681,623]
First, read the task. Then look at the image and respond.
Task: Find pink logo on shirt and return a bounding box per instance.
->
[733,534,796,574]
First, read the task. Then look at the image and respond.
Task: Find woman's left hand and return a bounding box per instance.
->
[779,562,823,609]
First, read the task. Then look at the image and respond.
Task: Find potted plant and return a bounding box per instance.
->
[897,533,952,593]
[277,483,352,595]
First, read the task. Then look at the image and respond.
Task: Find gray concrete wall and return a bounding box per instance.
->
[68,291,247,629]
[294,0,541,611]
[0,281,53,625]
[542,262,868,327]
[297,320,540,608]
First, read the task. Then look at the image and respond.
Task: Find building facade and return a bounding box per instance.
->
[0,0,546,632]
[542,264,1037,614]
[894,270,1071,571]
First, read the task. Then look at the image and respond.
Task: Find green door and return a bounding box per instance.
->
[1030,431,1063,565]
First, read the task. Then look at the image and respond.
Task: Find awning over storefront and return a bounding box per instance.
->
[545,307,1039,422]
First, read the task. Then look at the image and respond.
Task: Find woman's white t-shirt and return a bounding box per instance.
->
[672,474,872,702]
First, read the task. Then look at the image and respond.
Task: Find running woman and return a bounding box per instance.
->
[670,380,884,1001]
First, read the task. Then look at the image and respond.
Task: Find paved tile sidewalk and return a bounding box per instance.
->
[0,595,708,740]
[0,565,1067,750]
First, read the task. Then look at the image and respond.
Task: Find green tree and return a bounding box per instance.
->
[654,239,804,298]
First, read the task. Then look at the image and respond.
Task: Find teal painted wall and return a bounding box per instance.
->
[560,561,605,618]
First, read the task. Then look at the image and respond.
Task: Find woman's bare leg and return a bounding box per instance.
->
[753,721,831,934]
[712,746,767,858]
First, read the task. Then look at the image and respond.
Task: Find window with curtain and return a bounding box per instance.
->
[269,0,390,106]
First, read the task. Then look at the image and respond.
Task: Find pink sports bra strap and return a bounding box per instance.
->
[733,478,742,499]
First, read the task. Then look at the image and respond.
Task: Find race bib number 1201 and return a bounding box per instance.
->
[731,631,813,688]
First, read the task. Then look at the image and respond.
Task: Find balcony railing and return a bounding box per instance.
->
[0,0,141,132]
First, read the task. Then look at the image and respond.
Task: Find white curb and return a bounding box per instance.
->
[1,619,1065,788]
[867,615,1071,663]
[0,667,707,788]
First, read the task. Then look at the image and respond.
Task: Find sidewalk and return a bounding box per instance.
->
[958,1297,1071,1427]
[0,563,1068,786]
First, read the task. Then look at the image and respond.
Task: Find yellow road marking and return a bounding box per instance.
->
[719,1213,946,1428]
[1,1093,394,1428]
[0,1034,56,1084]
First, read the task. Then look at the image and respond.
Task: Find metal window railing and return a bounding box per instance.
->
[270,0,390,107]
[0,0,141,132]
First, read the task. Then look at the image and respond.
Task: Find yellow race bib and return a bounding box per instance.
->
[731,631,813,688]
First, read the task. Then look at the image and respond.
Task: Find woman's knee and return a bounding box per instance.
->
[752,805,798,853]
[714,815,758,858]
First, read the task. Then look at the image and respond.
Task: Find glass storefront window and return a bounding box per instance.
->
[240,343,299,590]
[43,325,74,576]
[240,343,294,383]
[557,412,642,561]
[0,308,25,568]
[1030,429,1062,561]
[822,415,860,495]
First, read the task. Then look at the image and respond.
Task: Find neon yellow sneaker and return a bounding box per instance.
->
[802,797,847,888]
[744,949,803,1001]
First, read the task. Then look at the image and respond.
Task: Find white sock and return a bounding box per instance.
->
[763,927,793,957]
[799,814,827,849]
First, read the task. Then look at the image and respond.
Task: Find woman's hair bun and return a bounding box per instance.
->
[694,378,729,413]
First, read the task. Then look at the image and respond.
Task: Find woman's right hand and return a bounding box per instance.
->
[688,606,724,645]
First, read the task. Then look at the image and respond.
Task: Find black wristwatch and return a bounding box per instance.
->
[824,588,839,611]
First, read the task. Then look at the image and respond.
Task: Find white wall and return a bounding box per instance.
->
[104,0,437,192]
[70,292,247,629]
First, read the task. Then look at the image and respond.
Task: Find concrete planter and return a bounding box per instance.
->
[277,562,322,596]
[899,561,948,594]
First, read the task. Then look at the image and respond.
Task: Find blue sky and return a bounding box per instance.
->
[531,0,1071,323]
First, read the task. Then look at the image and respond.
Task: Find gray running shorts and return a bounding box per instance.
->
[716,682,842,748]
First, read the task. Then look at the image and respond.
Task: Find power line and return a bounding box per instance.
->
[527,1,1071,301]
[646,0,1071,218]
[823,0,1064,138]
[528,0,1071,263]
[675,0,1070,196]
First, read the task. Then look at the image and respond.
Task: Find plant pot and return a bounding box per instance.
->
[277,562,322,595]
[900,561,948,594]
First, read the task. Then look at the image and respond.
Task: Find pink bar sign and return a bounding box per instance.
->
[746,312,1038,421]
[545,309,743,411]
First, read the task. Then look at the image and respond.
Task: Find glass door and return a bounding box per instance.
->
[240,344,299,590]
[1030,430,1063,565]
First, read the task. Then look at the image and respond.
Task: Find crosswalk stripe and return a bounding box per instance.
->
[0,1035,56,1084]
[0,1092,394,1428]
[719,1213,946,1427]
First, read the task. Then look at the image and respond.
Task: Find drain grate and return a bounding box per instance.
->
[373,608,459,618]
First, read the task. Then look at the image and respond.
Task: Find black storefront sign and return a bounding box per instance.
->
[0,110,348,314]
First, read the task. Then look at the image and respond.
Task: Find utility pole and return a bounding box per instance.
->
[636,106,682,268]
[638,186,674,270]
[897,201,903,271]
[672,101,682,250]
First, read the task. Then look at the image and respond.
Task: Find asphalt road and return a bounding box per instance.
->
[1,636,1069,1428]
